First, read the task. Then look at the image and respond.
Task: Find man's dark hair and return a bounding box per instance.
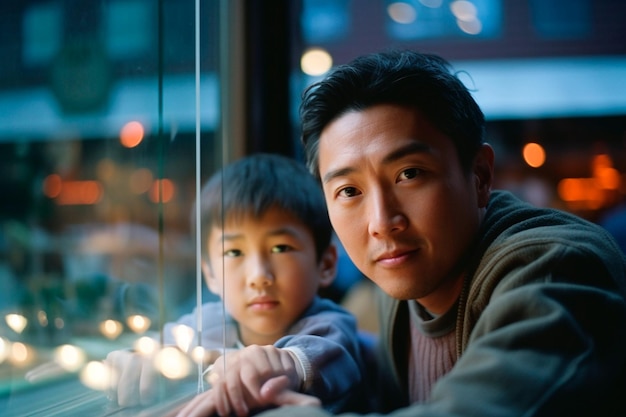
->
[300,49,485,179]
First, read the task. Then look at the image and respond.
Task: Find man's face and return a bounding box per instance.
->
[318,104,492,313]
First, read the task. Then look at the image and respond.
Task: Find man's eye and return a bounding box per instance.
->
[224,249,242,257]
[339,186,360,197]
[399,168,420,181]
[271,244,292,253]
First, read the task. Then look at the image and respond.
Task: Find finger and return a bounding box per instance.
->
[104,351,125,403]
[213,381,234,417]
[226,390,250,417]
[238,356,265,402]
[238,346,282,402]
[25,361,66,383]
[259,375,290,399]
[139,357,159,405]
[260,376,320,407]
[175,390,216,417]
[222,359,256,417]
[116,355,144,407]
[273,390,322,407]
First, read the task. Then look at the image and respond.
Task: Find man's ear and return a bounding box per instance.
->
[202,260,222,296]
[473,143,495,208]
[317,243,338,289]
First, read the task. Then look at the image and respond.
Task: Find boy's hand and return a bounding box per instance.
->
[259,375,322,407]
[176,375,321,417]
[105,349,160,407]
[177,345,306,417]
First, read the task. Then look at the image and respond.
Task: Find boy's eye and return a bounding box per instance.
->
[398,168,420,181]
[224,249,243,257]
[271,244,292,253]
[339,186,360,198]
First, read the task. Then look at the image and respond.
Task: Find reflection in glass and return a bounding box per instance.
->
[0,0,222,414]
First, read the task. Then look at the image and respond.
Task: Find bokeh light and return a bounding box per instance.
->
[134,336,159,355]
[42,174,63,198]
[5,313,28,334]
[0,337,10,364]
[451,0,482,34]
[301,48,333,76]
[523,142,546,168]
[54,180,103,205]
[99,319,123,340]
[154,347,191,380]
[129,168,154,194]
[127,314,151,333]
[53,344,87,372]
[172,324,195,353]
[120,121,145,148]
[9,342,36,367]
[387,2,417,24]
[592,154,620,190]
[80,361,117,391]
[148,178,176,203]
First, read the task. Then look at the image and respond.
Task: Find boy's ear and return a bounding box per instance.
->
[318,243,338,288]
[202,260,222,295]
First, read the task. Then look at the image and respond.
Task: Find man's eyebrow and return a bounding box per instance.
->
[322,141,432,184]
[322,166,354,184]
[381,141,432,165]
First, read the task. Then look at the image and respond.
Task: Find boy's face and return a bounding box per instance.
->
[318,104,493,314]
[203,206,336,346]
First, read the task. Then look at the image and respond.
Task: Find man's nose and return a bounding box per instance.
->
[367,190,408,237]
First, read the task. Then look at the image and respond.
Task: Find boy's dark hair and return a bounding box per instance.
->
[193,153,332,261]
[300,49,486,179]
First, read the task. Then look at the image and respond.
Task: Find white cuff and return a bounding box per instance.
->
[282,346,312,391]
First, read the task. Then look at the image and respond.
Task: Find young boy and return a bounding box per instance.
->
[106,153,370,416]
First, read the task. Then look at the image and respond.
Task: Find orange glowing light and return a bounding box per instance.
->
[96,158,116,182]
[55,180,103,205]
[522,142,546,168]
[591,154,612,173]
[149,179,175,203]
[120,121,145,148]
[558,178,589,202]
[43,174,63,198]
[591,154,621,190]
[596,167,621,190]
[129,168,153,194]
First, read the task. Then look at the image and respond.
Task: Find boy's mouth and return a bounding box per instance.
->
[248,296,279,310]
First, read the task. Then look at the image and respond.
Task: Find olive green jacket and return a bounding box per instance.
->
[259,190,626,416]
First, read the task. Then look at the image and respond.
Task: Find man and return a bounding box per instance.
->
[260,50,626,416]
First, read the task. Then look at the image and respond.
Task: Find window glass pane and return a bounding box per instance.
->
[0,0,221,413]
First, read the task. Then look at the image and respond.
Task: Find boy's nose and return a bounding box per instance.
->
[247,257,274,288]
